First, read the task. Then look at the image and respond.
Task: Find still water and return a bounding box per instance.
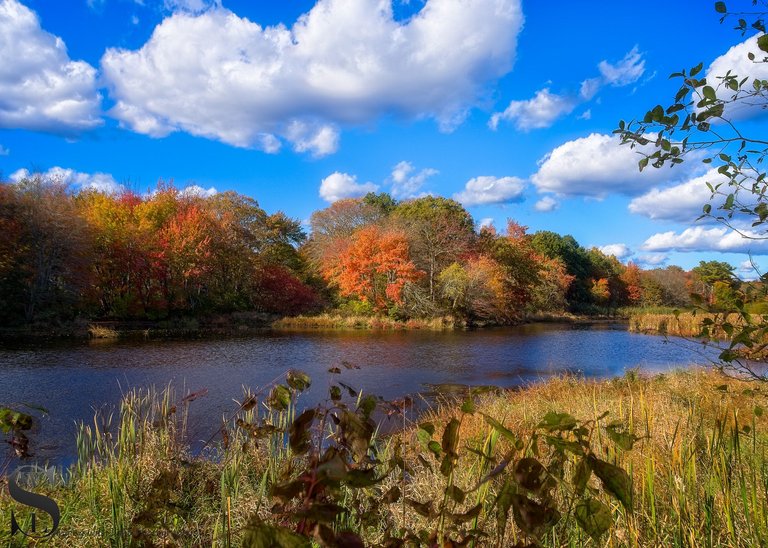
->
[0,323,717,463]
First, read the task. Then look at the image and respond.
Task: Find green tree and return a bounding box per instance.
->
[393,196,475,302]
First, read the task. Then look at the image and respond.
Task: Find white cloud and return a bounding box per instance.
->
[489,88,577,131]
[478,217,494,230]
[284,121,339,157]
[531,133,694,197]
[598,45,645,86]
[101,0,523,153]
[738,259,761,281]
[704,35,768,120]
[389,161,438,199]
[319,171,378,202]
[636,253,668,267]
[10,166,123,194]
[577,109,591,120]
[534,196,557,212]
[642,226,768,254]
[490,47,645,130]
[453,175,525,206]
[0,0,101,133]
[180,184,217,197]
[0,144,8,156]
[598,243,631,259]
[579,78,601,100]
[628,168,726,222]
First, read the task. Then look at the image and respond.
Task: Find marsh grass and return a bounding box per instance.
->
[271,314,461,330]
[1,368,767,546]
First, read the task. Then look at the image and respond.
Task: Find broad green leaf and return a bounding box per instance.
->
[573,457,591,495]
[286,370,311,392]
[575,498,613,541]
[442,418,461,456]
[482,413,520,447]
[537,411,577,432]
[589,456,633,511]
[242,519,310,548]
[758,34,768,53]
[267,385,291,411]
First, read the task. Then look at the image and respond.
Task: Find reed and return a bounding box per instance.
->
[271,313,461,330]
[1,368,767,546]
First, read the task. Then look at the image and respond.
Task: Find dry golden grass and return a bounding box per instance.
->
[384,368,768,546]
[271,313,461,330]
[3,368,767,546]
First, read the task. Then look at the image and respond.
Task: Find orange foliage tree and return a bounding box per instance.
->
[323,225,423,310]
[620,262,644,306]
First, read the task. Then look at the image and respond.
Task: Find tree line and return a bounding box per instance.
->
[0,175,757,327]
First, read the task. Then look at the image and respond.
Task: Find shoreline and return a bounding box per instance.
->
[0,311,631,343]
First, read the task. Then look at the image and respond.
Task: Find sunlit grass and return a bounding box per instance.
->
[1,368,767,546]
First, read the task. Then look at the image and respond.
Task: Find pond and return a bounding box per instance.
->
[0,322,718,465]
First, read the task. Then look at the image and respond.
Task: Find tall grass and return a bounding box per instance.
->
[1,369,768,546]
[271,313,462,330]
[628,311,742,338]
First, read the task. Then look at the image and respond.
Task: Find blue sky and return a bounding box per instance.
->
[1,0,767,276]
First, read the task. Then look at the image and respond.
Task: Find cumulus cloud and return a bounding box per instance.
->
[531,133,694,197]
[598,45,645,86]
[478,217,494,230]
[0,0,101,133]
[389,161,438,199]
[285,121,339,157]
[642,226,768,254]
[628,168,726,222]
[490,47,645,130]
[453,175,525,206]
[738,259,762,281]
[10,166,123,194]
[489,88,577,131]
[636,253,668,267]
[598,243,631,259]
[101,0,523,154]
[705,35,768,119]
[534,196,557,212]
[319,171,378,202]
[180,184,217,197]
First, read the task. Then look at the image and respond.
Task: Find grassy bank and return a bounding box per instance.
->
[271,314,463,330]
[2,368,768,546]
[628,311,744,339]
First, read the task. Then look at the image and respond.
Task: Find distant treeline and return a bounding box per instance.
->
[0,176,761,327]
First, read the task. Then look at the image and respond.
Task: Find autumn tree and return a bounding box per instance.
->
[4,176,92,323]
[393,196,475,302]
[323,225,422,311]
[620,262,644,306]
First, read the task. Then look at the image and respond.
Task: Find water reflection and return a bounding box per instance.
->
[0,323,718,463]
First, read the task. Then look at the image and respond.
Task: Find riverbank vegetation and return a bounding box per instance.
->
[6,175,766,336]
[2,367,767,546]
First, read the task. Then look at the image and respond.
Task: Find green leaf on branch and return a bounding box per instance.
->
[575,498,613,541]
[714,2,726,14]
[758,34,768,53]
[267,385,291,411]
[589,456,633,511]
